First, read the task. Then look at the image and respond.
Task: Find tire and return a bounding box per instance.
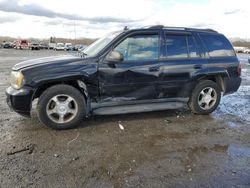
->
[188,80,221,115]
[37,84,86,130]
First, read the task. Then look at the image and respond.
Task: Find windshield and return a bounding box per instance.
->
[83,31,122,57]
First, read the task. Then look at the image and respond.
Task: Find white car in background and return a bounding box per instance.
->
[234,46,245,53]
[54,43,64,51]
[243,48,250,54]
[64,43,73,51]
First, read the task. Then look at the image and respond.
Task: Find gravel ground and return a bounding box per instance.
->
[0,49,249,188]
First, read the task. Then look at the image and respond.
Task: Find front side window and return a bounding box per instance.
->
[114,34,159,61]
[199,34,235,57]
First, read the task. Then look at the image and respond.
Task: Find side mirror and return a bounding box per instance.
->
[106,51,123,63]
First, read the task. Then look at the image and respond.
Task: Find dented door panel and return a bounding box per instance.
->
[157,58,208,98]
[98,60,162,102]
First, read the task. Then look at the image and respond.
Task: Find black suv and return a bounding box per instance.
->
[6,25,241,129]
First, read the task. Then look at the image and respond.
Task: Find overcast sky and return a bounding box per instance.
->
[0,0,249,39]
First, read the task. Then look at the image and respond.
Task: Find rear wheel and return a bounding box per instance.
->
[37,84,86,129]
[188,80,221,114]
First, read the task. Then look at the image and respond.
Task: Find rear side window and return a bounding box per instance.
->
[165,34,200,59]
[165,35,188,59]
[199,34,235,57]
[187,35,200,58]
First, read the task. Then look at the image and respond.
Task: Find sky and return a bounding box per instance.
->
[0,0,249,39]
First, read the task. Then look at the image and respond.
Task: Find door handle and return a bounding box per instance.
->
[194,64,202,69]
[149,66,160,72]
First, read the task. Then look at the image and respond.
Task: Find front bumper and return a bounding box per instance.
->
[6,86,34,117]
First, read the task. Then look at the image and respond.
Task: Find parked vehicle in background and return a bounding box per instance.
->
[29,43,41,50]
[75,44,87,52]
[15,40,28,49]
[234,46,245,53]
[243,48,250,54]
[15,39,29,49]
[39,43,49,49]
[64,43,73,51]
[6,25,242,129]
[2,42,12,49]
[74,45,81,51]
[48,42,56,50]
[11,41,17,49]
[54,43,64,51]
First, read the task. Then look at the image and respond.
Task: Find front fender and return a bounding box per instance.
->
[30,72,87,88]
[31,71,99,98]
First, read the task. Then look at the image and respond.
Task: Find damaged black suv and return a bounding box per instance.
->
[6,25,241,129]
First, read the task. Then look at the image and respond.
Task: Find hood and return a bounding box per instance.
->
[12,55,82,71]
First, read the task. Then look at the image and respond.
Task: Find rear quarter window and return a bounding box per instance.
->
[199,33,235,57]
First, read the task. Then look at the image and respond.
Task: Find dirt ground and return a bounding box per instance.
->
[0,49,250,188]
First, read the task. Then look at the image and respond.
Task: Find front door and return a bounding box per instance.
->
[98,32,163,102]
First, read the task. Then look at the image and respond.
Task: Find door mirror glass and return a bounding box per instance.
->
[106,51,124,62]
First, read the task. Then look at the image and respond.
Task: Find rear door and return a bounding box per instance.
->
[98,31,164,102]
[158,32,208,98]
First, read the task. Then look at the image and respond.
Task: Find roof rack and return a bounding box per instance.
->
[141,25,164,29]
[163,26,217,33]
[184,28,218,33]
[141,25,217,33]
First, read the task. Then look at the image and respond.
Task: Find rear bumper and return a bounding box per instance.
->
[224,77,241,95]
[6,86,34,117]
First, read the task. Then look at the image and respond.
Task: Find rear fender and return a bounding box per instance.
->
[189,67,230,93]
[192,67,229,81]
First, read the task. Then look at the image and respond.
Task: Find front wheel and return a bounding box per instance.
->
[37,84,86,129]
[188,80,221,115]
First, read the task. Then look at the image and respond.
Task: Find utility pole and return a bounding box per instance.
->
[74,20,76,45]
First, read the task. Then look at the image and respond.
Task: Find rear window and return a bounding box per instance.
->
[199,34,235,57]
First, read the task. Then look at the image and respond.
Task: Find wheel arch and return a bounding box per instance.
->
[190,68,230,94]
[33,79,88,101]
[196,74,228,93]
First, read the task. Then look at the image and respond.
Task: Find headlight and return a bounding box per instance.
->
[10,71,24,89]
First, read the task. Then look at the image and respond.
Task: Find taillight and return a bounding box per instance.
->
[237,64,241,77]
